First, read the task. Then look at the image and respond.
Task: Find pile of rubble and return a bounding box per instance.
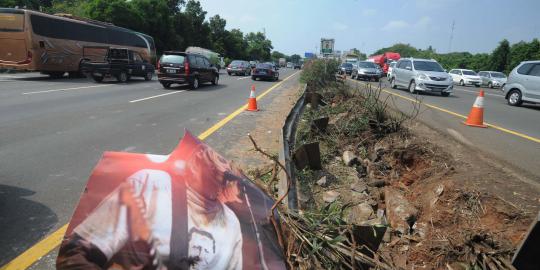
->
[285,83,531,269]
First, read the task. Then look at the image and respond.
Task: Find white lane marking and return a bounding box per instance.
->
[129,90,185,103]
[453,87,504,97]
[237,76,251,80]
[22,85,110,95]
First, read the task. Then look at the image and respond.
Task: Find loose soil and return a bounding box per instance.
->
[292,83,539,269]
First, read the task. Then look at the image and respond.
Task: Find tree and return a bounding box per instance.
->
[372,43,418,57]
[271,51,287,63]
[85,0,143,30]
[0,0,46,9]
[224,29,247,60]
[508,39,540,72]
[349,48,367,60]
[172,0,211,50]
[209,15,227,55]
[489,39,510,72]
[244,32,273,61]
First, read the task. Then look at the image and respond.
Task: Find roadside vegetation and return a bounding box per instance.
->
[249,59,532,269]
[373,39,540,73]
[1,0,301,63]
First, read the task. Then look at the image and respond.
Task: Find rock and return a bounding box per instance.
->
[368,179,387,188]
[355,165,367,177]
[316,176,328,187]
[350,179,367,193]
[350,191,370,201]
[342,150,359,166]
[385,187,419,235]
[345,203,374,224]
[297,190,310,204]
[412,222,427,239]
[323,190,340,203]
[328,112,348,125]
[382,228,392,243]
[371,143,387,162]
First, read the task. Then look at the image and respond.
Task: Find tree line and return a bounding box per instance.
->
[1,0,291,64]
[372,39,540,74]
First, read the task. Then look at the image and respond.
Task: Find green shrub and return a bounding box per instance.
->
[300,59,340,88]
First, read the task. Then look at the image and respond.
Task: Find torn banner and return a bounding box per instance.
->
[57,131,286,270]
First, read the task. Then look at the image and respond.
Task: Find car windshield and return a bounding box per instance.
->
[231,60,244,66]
[358,62,377,68]
[491,72,506,78]
[256,63,272,69]
[462,70,477,76]
[160,54,184,64]
[341,63,353,68]
[413,61,444,72]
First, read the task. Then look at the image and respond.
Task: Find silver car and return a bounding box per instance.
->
[478,71,507,88]
[502,60,540,106]
[352,61,382,81]
[390,58,453,97]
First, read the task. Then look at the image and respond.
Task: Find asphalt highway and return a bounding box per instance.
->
[350,77,540,179]
[0,68,297,268]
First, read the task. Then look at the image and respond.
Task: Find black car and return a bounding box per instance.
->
[339,62,353,75]
[293,63,302,69]
[81,48,155,83]
[157,51,219,89]
[227,60,252,76]
[251,63,279,81]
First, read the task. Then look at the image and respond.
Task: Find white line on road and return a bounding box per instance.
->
[22,85,110,95]
[453,87,504,97]
[237,76,251,80]
[129,90,185,103]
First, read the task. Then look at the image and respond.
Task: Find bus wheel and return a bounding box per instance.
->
[117,72,128,83]
[48,72,65,79]
[92,75,104,83]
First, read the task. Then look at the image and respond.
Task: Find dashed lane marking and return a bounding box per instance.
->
[0,70,299,270]
[22,85,110,95]
[129,90,186,103]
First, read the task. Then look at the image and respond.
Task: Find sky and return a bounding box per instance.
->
[199,0,540,56]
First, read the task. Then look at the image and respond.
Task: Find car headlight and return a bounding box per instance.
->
[417,73,429,80]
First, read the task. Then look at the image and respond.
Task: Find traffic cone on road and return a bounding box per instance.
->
[246,85,259,111]
[463,90,487,128]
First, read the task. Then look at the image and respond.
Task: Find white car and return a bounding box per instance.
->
[387,61,397,79]
[449,69,482,87]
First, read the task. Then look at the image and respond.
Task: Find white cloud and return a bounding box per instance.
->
[415,16,432,28]
[332,22,349,31]
[382,20,410,31]
[362,8,377,16]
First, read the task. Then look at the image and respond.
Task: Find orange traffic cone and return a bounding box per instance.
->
[463,90,487,128]
[246,85,259,111]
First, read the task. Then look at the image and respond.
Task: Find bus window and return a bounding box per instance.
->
[0,9,24,32]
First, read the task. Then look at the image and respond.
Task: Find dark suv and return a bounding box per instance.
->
[157,51,219,89]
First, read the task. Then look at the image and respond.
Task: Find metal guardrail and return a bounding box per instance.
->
[278,83,307,211]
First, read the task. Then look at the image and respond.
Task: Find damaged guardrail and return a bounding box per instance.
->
[277,83,307,210]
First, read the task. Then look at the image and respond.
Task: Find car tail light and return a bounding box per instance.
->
[184,60,190,75]
[157,60,160,70]
[228,64,231,68]
[18,51,32,64]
